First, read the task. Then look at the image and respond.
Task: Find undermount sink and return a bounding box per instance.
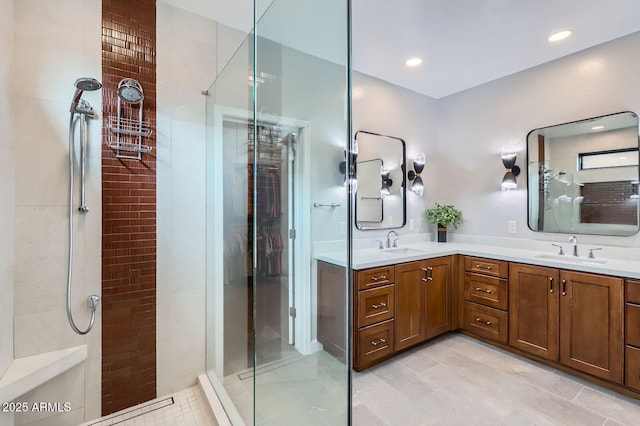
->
[381,247,424,255]
[534,253,607,265]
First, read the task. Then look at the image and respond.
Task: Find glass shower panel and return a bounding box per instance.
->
[254,0,350,424]
[205,31,257,425]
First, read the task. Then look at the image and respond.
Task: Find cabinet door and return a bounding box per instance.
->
[425,257,452,339]
[317,261,346,363]
[509,263,559,360]
[394,261,427,351]
[559,270,624,384]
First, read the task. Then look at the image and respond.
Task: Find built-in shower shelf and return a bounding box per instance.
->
[0,345,87,403]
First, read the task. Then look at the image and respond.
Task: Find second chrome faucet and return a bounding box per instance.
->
[569,235,579,257]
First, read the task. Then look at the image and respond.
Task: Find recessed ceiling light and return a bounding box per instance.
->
[591,125,605,130]
[405,57,423,67]
[548,30,573,43]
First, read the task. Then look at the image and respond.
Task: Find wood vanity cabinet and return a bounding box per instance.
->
[462,257,509,343]
[353,265,396,370]
[625,279,640,391]
[509,264,624,384]
[509,263,559,360]
[317,261,347,363]
[560,271,623,384]
[394,257,452,352]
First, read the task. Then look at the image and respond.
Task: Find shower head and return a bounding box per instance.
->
[70,77,102,113]
[75,77,102,91]
[117,78,144,104]
[551,171,567,179]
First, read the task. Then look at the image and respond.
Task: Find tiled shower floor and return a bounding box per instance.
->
[80,386,216,426]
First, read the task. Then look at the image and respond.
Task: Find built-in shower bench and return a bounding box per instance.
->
[0,345,86,403]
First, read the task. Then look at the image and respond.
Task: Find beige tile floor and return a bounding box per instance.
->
[223,349,350,425]
[83,333,640,425]
[353,333,640,425]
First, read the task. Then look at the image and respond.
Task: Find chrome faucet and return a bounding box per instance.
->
[386,230,399,248]
[569,235,579,257]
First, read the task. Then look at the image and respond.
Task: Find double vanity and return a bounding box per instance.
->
[316,238,640,398]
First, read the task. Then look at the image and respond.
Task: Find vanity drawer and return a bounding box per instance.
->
[627,280,640,304]
[464,257,508,278]
[357,284,395,328]
[464,272,507,310]
[627,303,640,347]
[356,266,395,290]
[463,301,508,343]
[356,319,394,370]
[626,345,640,391]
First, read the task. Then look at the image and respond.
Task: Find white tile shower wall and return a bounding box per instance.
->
[0,0,14,384]
[156,2,219,396]
[0,2,15,426]
[10,0,102,425]
[435,32,640,247]
[352,72,438,241]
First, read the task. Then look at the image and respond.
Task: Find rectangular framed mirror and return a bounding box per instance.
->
[354,131,406,230]
[527,111,640,236]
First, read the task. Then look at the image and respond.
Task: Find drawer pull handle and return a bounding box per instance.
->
[549,277,554,293]
[562,279,567,296]
[371,338,386,346]
[475,318,492,326]
[371,303,387,309]
[476,264,492,270]
[371,275,387,281]
[474,287,492,294]
[421,278,429,282]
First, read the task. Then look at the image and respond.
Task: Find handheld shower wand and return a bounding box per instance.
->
[70,77,102,113]
[67,77,102,335]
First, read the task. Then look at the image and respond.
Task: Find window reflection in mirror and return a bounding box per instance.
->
[354,131,406,230]
[527,111,639,236]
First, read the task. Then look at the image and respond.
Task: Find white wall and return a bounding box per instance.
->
[156,2,247,395]
[436,32,640,247]
[0,1,15,425]
[10,1,102,424]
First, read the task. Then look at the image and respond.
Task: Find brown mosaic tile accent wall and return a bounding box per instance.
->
[580,181,638,225]
[101,0,157,416]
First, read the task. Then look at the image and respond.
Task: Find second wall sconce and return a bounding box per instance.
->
[380,165,393,198]
[407,153,425,196]
[339,141,359,188]
[501,146,521,191]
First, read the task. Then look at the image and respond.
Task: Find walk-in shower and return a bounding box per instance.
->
[66,77,102,335]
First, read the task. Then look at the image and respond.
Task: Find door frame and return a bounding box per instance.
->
[210,106,313,367]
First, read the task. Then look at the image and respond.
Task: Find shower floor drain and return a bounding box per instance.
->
[86,397,175,425]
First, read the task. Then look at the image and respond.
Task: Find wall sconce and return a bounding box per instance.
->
[407,153,425,196]
[501,146,521,191]
[380,165,393,198]
[339,141,358,188]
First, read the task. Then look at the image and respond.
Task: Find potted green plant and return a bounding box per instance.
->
[424,203,463,242]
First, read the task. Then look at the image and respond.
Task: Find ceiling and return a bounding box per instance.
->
[352,0,640,99]
[168,0,640,100]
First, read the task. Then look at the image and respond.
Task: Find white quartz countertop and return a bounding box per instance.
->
[315,241,640,279]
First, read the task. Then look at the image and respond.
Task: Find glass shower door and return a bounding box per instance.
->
[206,0,351,423]
[253,0,351,424]
[205,30,257,424]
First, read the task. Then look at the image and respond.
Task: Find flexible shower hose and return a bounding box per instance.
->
[66,112,98,335]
